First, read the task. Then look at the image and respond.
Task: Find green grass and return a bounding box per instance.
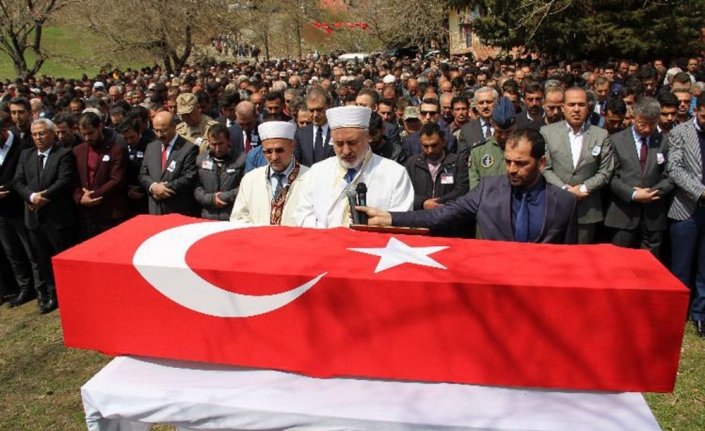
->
[0,299,704,430]
[0,26,150,80]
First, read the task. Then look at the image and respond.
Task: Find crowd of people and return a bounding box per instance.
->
[0,52,704,335]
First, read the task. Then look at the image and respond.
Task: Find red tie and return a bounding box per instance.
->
[639,138,647,173]
[161,144,168,171]
[245,134,252,153]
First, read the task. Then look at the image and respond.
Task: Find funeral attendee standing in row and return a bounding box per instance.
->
[604,97,673,258]
[404,122,470,237]
[14,119,78,314]
[359,128,578,244]
[195,123,246,220]
[72,112,129,240]
[231,121,308,225]
[294,87,333,167]
[667,93,705,336]
[541,87,614,244]
[294,106,413,228]
[0,112,41,309]
[139,112,199,216]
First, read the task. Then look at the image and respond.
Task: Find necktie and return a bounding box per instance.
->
[161,144,168,171]
[515,191,530,243]
[38,154,45,176]
[245,133,252,153]
[314,127,324,161]
[273,173,285,200]
[484,122,492,138]
[344,168,356,183]
[639,137,648,173]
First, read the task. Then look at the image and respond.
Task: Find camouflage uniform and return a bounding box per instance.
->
[176,114,219,154]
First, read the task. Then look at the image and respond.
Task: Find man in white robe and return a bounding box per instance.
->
[293,106,413,228]
[231,121,308,226]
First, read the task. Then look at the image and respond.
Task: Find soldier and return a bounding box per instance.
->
[469,98,516,189]
[175,93,219,154]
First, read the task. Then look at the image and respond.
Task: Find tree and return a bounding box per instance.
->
[349,0,447,50]
[457,0,705,61]
[0,0,69,78]
[70,0,231,74]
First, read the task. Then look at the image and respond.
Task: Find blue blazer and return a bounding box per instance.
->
[392,175,579,244]
[294,124,334,167]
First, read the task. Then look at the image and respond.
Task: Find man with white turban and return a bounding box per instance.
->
[293,106,413,227]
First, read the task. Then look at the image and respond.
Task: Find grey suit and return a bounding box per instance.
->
[667,118,705,321]
[604,128,673,255]
[457,118,486,167]
[541,121,614,242]
[392,175,578,244]
[139,136,199,216]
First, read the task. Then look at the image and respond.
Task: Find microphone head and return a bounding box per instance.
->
[346,189,358,198]
[356,182,367,194]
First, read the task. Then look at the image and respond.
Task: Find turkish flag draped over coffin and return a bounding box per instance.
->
[54,215,688,392]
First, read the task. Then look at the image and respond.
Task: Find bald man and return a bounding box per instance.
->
[229,101,259,155]
[139,112,199,216]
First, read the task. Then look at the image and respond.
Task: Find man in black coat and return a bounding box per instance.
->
[404,123,470,237]
[0,112,41,307]
[14,118,78,314]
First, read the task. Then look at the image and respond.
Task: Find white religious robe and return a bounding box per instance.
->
[230,164,309,226]
[293,152,414,228]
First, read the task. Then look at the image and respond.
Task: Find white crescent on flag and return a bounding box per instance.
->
[133,221,326,318]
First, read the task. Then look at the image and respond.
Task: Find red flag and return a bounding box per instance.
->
[360,23,369,30]
[324,26,333,35]
[347,22,355,28]
[314,22,323,28]
[334,22,343,27]
[55,215,687,392]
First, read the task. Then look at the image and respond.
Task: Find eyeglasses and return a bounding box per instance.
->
[419,111,438,116]
[263,147,287,155]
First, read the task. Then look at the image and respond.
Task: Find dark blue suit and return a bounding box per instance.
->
[294,124,334,167]
[392,175,579,244]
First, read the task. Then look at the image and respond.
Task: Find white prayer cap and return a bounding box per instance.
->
[326,106,372,131]
[382,74,396,84]
[258,121,296,141]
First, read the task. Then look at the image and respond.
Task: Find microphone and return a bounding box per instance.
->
[356,182,368,224]
[347,189,361,225]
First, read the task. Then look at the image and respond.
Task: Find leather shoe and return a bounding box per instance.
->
[693,321,705,338]
[9,289,36,308]
[39,291,58,315]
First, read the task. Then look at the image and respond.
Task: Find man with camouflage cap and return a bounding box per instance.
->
[175,92,219,154]
[469,97,516,189]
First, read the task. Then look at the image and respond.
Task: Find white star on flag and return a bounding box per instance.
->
[348,237,449,273]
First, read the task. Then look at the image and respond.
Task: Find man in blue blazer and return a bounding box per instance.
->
[359,128,578,244]
[294,87,334,167]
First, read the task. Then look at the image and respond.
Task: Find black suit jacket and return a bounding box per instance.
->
[294,124,334,167]
[392,175,579,244]
[14,145,78,230]
[604,128,673,230]
[515,111,545,131]
[138,136,199,216]
[0,132,33,218]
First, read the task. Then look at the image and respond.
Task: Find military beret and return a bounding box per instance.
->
[492,97,516,130]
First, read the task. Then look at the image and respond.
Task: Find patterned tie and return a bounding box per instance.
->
[245,133,252,153]
[161,144,168,171]
[273,173,285,201]
[484,122,492,138]
[514,191,530,243]
[314,127,324,162]
[639,137,648,173]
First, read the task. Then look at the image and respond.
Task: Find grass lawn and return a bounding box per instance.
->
[0,26,150,80]
[0,299,703,430]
